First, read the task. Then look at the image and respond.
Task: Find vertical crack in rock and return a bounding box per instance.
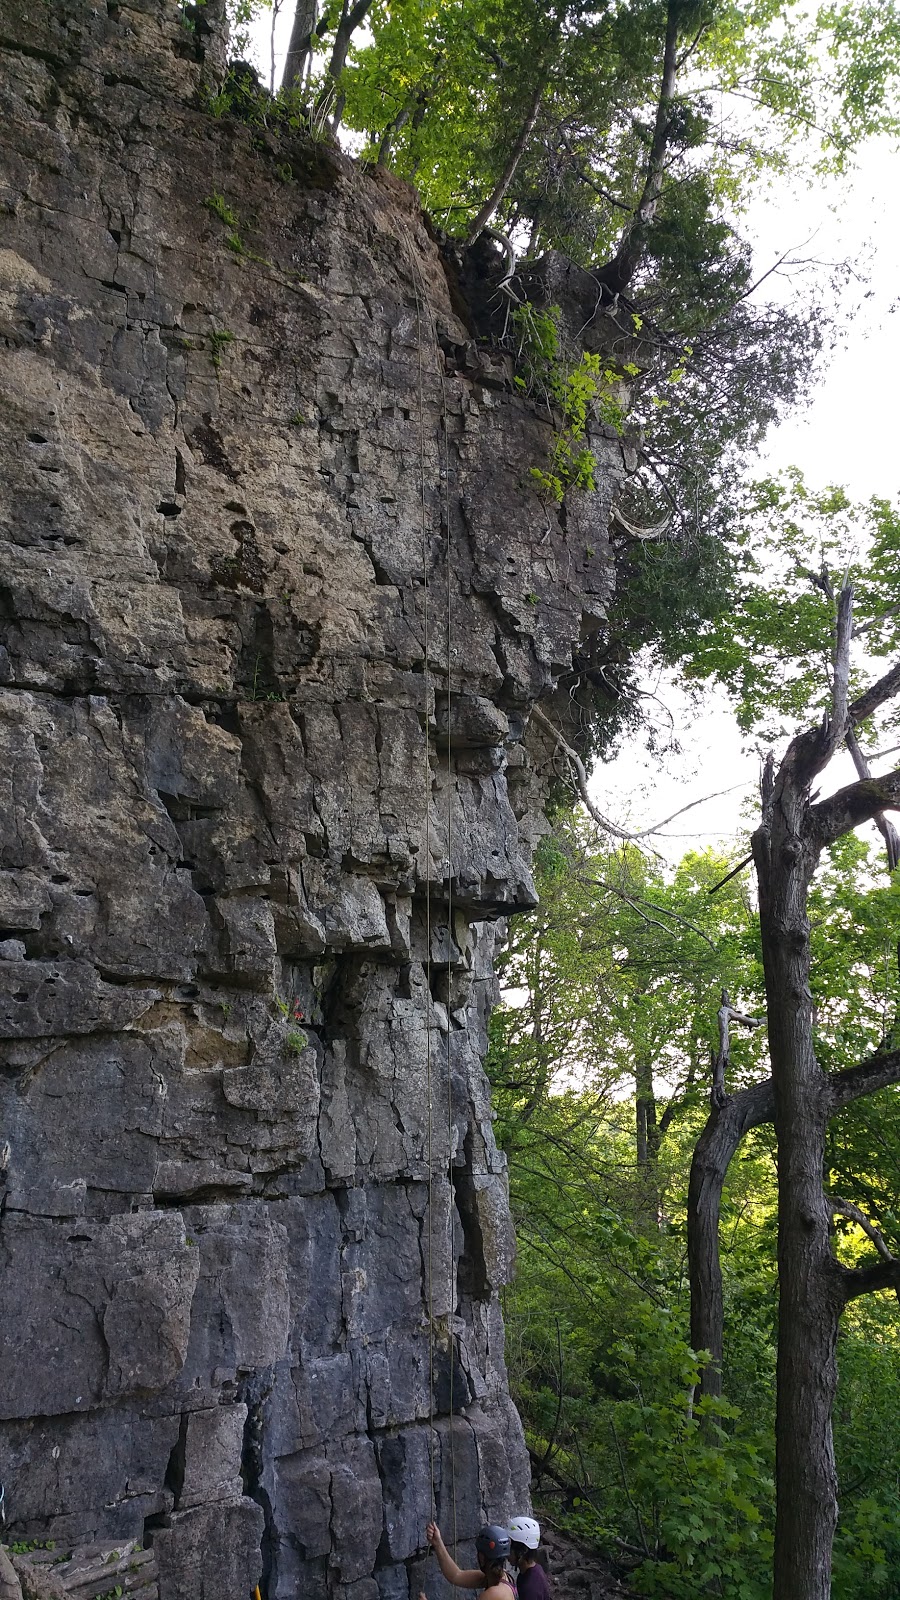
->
[239,1367,277,1597]
[0,0,624,1592]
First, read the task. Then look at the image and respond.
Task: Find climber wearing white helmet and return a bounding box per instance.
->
[507,1517,550,1600]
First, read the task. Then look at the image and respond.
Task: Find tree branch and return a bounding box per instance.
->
[530,710,755,867]
[832,1189,900,1306]
[707,853,753,895]
[761,586,854,810]
[845,725,900,871]
[849,655,900,726]
[711,989,764,1106]
[529,707,641,843]
[577,872,718,949]
[837,1257,900,1304]
[829,1196,894,1261]
[827,1047,900,1112]
[809,767,900,849]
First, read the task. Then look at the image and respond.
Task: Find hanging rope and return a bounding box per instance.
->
[402,219,459,1567]
[439,293,459,1566]
[406,225,436,1520]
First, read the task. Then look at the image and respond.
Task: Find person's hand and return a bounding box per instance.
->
[426,1523,442,1548]
[419,1592,428,1600]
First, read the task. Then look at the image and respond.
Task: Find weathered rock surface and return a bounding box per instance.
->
[0,1,623,1596]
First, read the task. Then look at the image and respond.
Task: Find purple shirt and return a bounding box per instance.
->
[518,1566,551,1600]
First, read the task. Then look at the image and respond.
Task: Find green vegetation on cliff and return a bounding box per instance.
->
[223,0,900,754]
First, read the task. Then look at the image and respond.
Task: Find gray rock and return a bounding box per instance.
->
[178,1404,247,1508]
[0,1212,199,1418]
[150,1501,264,1600]
[0,0,624,1587]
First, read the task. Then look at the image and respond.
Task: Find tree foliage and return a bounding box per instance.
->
[327,0,900,273]
[490,823,900,1596]
[682,473,900,739]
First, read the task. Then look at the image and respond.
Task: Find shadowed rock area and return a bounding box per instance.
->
[0,2,625,1595]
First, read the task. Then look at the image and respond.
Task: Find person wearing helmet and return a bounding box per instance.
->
[506,1517,550,1600]
[424,1521,516,1598]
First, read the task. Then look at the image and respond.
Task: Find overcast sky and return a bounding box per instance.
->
[598,139,900,859]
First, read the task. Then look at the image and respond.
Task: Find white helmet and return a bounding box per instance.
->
[507,1516,540,1550]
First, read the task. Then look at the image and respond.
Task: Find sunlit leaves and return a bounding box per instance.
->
[682,470,900,740]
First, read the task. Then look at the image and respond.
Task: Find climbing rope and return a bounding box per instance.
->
[439,299,459,1567]
[405,222,437,1520]
[403,221,459,1566]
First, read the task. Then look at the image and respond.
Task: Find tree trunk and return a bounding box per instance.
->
[687,1078,774,1396]
[319,0,375,133]
[594,0,679,297]
[754,756,839,1599]
[635,1057,655,1166]
[282,0,317,88]
[635,1057,660,1226]
[464,76,544,247]
[682,592,900,1589]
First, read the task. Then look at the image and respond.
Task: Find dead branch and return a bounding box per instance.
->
[845,726,900,871]
[530,706,641,843]
[707,853,753,895]
[848,655,900,726]
[711,987,764,1106]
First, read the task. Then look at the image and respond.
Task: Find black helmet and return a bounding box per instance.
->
[476,1525,511,1562]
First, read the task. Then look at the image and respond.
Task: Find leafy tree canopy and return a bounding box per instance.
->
[490,822,900,1596]
[330,0,900,279]
[682,470,900,739]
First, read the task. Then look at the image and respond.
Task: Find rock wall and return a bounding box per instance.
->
[0,4,623,1596]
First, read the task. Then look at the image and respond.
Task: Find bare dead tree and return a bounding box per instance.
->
[687,1042,900,1401]
[689,566,900,1424]
[711,988,763,1106]
[751,589,900,1598]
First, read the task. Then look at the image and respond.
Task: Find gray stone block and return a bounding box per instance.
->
[178,1404,247,1508]
[150,1500,264,1600]
[0,1212,199,1419]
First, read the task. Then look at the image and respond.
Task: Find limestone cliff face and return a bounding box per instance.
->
[0,4,622,1597]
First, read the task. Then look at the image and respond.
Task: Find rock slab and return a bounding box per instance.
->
[0,2,622,1595]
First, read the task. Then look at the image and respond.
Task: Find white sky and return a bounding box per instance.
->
[246,15,899,862]
[597,141,900,861]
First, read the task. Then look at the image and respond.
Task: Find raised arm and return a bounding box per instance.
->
[426,1523,482,1589]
